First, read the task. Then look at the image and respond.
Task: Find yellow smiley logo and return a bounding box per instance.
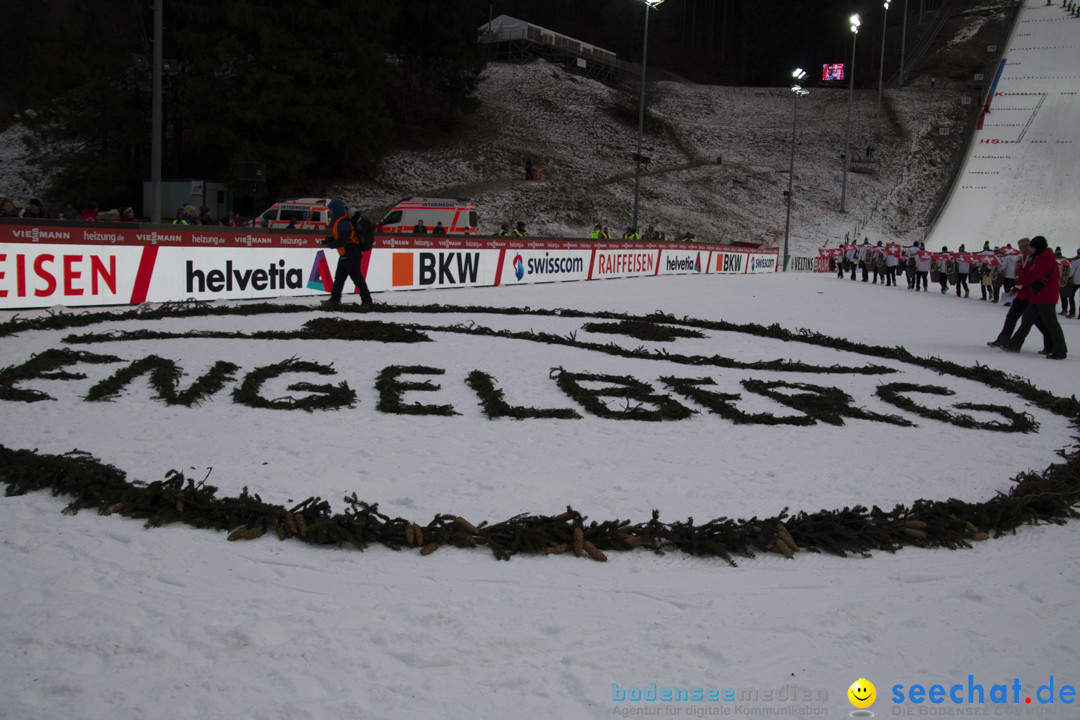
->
[848,678,876,709]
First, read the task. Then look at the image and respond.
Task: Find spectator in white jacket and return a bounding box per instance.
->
[1062,249,1080,318]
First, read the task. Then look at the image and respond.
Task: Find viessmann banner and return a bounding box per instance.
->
[0,223,776,309]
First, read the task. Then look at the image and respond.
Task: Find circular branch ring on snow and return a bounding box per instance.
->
[1,301,1077,565]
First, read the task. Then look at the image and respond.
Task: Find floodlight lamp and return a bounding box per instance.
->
[883,1,891,9]
[644,0,665,7]
[793,67,806,81]
[850,14,861,32]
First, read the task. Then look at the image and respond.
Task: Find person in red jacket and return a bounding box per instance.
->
[988,239,1041,348]
[1002,236,1067,359]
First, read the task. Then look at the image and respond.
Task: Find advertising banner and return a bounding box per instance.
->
[714,251,749,274]
[659,248,706,275]
[815,248,843,273]
[591,247,659,279]
[787,256,819,273]
[496,244,593,285]
[745,253,779,274]
[0,221,777,309]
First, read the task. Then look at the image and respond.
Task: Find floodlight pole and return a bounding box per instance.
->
[898,0,909,88]
[840,14,860,214]
[876,1,890,136]
[783,69,807,272]
[632,0,663,234]
[151,0,163,224]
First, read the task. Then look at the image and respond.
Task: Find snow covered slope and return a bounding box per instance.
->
[927,2,1080,250]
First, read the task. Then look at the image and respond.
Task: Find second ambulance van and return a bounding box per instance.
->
[377,198,478,235]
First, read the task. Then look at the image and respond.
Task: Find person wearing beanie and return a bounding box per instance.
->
[935,246,952,294]
[1002,235,1067,358]
[173,204,197,225]
[321,199,373,308]
[22,199,49,219]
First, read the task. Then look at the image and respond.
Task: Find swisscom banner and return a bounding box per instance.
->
[0,222,776,309]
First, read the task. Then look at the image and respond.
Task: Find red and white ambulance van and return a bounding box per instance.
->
[377,197,478,235]
[254,198,331,230]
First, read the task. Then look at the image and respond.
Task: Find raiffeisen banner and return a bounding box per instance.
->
[0,221,776,309]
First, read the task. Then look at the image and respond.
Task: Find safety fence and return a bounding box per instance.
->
[0,221,777,309]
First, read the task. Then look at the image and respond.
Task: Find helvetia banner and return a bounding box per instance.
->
[0,222,776,308]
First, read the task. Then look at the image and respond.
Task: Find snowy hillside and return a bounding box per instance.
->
[0,5,1013,259]
[334,60,964,253]
[332,6,1017,255]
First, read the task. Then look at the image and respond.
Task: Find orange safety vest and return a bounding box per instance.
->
[331,215,358,256]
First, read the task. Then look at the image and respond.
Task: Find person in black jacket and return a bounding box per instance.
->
[321,199,373,308]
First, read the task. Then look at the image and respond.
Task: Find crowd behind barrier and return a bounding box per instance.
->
[0,196,244,227]
[819,238,1079,316]
[819,236,1077,358]
[2,196,718,248]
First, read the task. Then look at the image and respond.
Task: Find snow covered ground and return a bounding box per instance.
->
[2,3,1080,719]
[1,273,1078,720]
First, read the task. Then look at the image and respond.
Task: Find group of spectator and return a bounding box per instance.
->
[832,237,1079,310]
[588,223,698,242]
[0,197,131,222]
[830,236,1077,359]
[170,204,240,226]
[409,220,448,235]
[496,222,528,237]
[1,197,53,219]
[0,196,248,226]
